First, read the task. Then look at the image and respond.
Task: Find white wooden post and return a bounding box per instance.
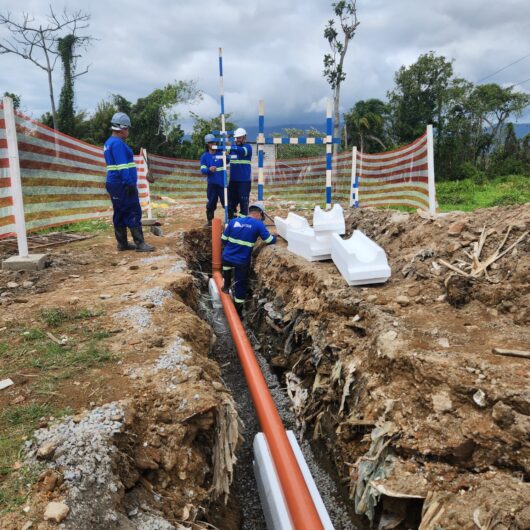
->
[426,124,436,215]
[142,148,153,220]
[349,146,358,208]
[3,96,28,257]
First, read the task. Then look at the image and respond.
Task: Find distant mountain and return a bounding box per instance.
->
[515,123,530,138]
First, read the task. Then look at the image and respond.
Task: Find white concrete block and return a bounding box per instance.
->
[2,254,47,271]
[274,212,310,241]
[287,227,333,261]
[331,230,391,286]
[313,204,345,234]
[253,431,334,530]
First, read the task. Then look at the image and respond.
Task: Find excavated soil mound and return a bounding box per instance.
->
[248,204,530,529]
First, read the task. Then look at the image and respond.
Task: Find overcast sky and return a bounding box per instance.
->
[1,0,529,131]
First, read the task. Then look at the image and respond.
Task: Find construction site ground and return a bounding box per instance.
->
[0,201,529,530]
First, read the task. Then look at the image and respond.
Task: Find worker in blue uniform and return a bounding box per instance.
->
[221,203,276,316]
[227,127,252,219]
[104,112,154,252]
[200,133,225,226]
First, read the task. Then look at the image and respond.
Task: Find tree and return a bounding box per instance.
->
[122,81,201,156]
[185,112,237,159]
[0,7,91,130]
[343,99,390,153]
[323,1,359,153]
[3,92,20,109]
[388,52,454,145]
[273,128,326,160]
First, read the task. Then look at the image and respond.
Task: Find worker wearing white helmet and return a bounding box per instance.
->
[227,127,252,219]
[104,112,154,252]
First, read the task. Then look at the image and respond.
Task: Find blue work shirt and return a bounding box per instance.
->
[200,151,225,187]
[221,216,276,265]
[228,143,252,182]
[104,136,137,186]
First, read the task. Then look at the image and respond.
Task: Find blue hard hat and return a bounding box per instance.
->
[111,112,131,130]
[204,133,216,143]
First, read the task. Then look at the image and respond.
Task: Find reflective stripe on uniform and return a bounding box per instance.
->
[264,235,274,243]
[222,266,234,271]
[230,160,251,165]
[221,234,228,240]
[200,165,207,169]
[234,297,245,303]
[227,237,255,248]
[107,162,136,171]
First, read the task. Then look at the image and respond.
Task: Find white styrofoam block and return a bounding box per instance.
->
[331,230,391,286]
[287,227,334,261]
[274,212,310,241]
[313,204,345,234]
[253,431,335,530]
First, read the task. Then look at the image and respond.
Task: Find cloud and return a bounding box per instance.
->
[1,0,529,125]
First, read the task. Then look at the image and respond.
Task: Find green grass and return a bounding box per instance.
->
[34,218,110,235]
[437,174,530,212]
[39,307,105,327]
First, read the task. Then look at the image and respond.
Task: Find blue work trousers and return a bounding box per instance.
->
[206,182,225,211]
[106,182,142,228]
[222,260,250,303]
[228,180,251,216]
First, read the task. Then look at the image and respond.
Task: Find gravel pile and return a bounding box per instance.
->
[153,337,192,372]
[140,254,171,264]
[26,403,125,528]
[170,260,187,273]
[114,306,151,332]
[141,287,173,307]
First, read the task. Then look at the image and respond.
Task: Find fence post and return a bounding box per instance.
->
[426,124,436,215]
[3,96,28,257]
[257,100,265,204]
[141,148,153,220]
[325,99,333,210]
[350,146,358,208]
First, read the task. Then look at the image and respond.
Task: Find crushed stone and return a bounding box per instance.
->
[140,254,171,264]
[170,260,187,273]
[152,336,192,373]
[140,287,173,307]
[114,306,151,332]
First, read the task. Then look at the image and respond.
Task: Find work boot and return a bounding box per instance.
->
[130,226,155,252]
[114,226,135,251]
[234,301,244,317]
[204,209,214,227]
[222,268,232,293]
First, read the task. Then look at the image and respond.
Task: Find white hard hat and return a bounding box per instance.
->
[233,127,247,138]
[111,112,131,130]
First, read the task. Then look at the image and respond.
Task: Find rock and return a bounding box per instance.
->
[432,391,453,413]
[304,298,320,313]
[473,389,487,407]
[43,502,69,523]
[377,330,401,359]
[68,297,80,305]
[491,401,515,428]
[129,265,139,271]
[407,285,421,297]
[37,441,56,460]
[151,266,158,270]
[396,295,410,307]
[366,294,378,303]
[22,281,34,288]
[7,282,19,289]
[21,522,33,530]
[41,470,60,493]
[390,212,410,225]
[438,337,450,348]
[99,294,112,300]
[448,220,466,236]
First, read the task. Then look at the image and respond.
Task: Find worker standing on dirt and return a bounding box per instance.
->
[104,112,154,252]
[227,127,252,219]
[221,203,276,316]
[200,134,225,227]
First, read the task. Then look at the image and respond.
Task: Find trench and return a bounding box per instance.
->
[183,228,369,530]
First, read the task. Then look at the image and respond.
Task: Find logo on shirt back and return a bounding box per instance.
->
[234,221,242,228]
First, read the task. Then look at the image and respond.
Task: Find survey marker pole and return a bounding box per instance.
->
[218,48,229,225]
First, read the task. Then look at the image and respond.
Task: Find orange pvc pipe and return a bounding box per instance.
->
[211,218,324,530]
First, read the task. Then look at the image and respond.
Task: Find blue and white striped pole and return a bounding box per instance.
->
[257,100,265,203]
[218,47,229,225]
[325,99,333,210]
